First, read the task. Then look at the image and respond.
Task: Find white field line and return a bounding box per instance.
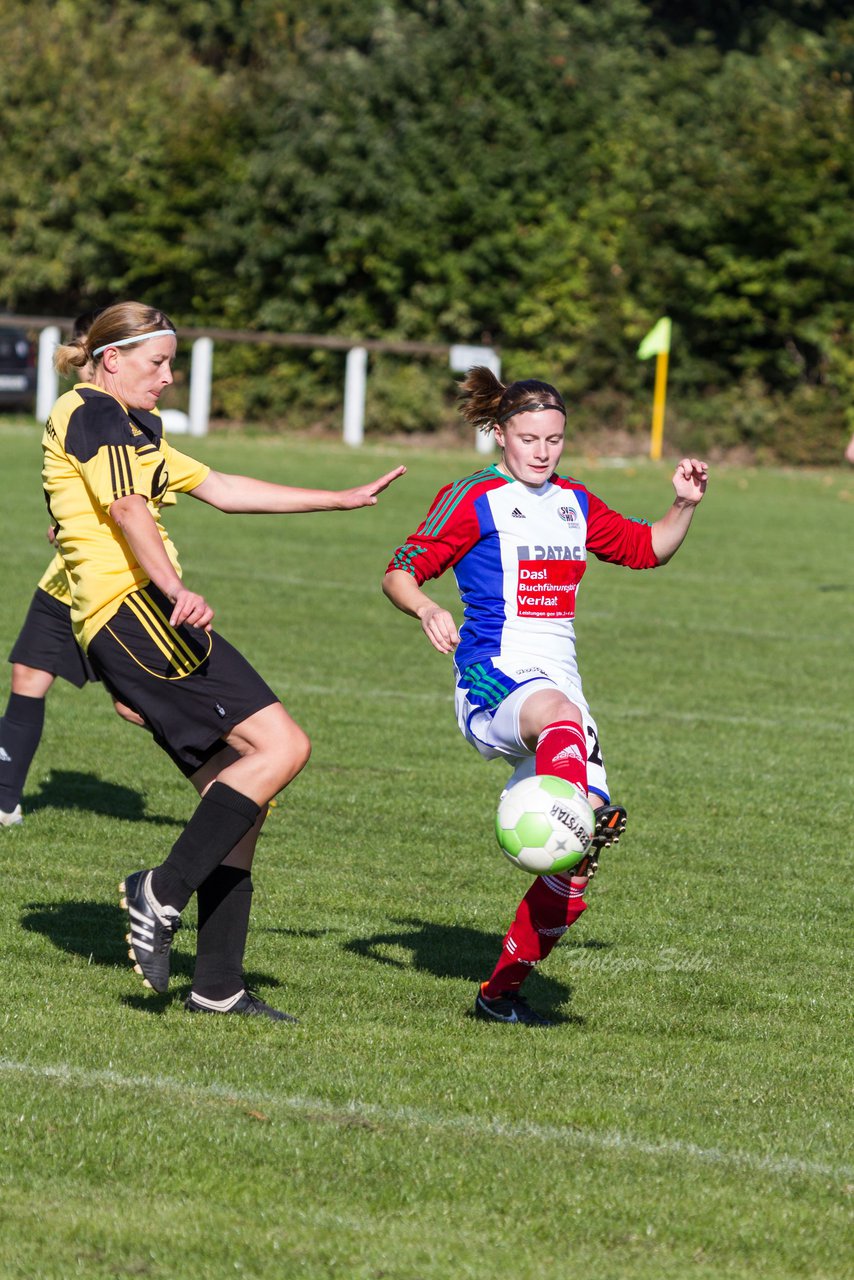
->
[0,1057,848,1183]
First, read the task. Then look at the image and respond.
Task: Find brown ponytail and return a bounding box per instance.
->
[458,366,565,435]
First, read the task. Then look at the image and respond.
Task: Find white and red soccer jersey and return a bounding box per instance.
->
[388,464,659,692]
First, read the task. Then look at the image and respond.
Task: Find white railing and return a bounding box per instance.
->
[9,317,499,452]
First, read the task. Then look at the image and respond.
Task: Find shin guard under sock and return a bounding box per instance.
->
[535,720,588,796]
[0,693,46,810]
[151,782,261,912]
[482,875,587,998]
[191,866,253,1002]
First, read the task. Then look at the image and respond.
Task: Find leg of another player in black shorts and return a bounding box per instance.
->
[0,666,54,826]
[1,672,143,825]
[121,702,310,1018]
[2,586,110,825]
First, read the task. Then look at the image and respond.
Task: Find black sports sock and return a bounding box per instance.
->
[150,782,260,911]
[0,693,46,810]
[191,866,253,1002]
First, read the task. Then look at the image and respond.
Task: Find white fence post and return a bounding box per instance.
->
[343,345,368,446]
[37,326,60,422]
[448,344,501,454]
[188,336,213,436]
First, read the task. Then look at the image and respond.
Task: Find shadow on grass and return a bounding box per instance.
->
[344,915,585,1024]
[24,768,177,825]
[262,926,346,939]
[21,898,193,979]
[119,965,283,1016]
[20,899,282,1010]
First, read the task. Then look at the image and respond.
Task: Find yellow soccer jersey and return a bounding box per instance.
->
[37,549,73,607]
[42,385,210,650]
[37,405,176,611]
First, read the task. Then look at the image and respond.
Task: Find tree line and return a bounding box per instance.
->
[1,0,851,461]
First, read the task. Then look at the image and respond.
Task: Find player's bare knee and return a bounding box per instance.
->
[281,725,311,779]
[11,664,54,698]
[519,688,582,744]
[254,726,311,796]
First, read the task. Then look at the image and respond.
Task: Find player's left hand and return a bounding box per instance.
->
[339,466,407,509]
[672,458,708,504]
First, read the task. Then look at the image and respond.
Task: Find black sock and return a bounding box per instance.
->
[191,866,253,1002]
[0,693,46,810]
[150,782,260,911]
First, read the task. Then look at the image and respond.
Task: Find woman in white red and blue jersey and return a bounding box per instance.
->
[383,365,708,1026]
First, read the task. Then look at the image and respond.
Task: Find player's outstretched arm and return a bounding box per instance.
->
[650,457,709,564]
[189,466,406,514]
[382,569,460,654]
[110,494,214,630]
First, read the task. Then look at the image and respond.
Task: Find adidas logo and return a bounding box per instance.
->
[0,747,10,763]
[511,507,526,519]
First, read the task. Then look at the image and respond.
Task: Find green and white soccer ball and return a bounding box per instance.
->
[495,774,595,875]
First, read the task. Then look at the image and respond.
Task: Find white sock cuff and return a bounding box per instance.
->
[536,721,585,748]
[189,989,246,1012]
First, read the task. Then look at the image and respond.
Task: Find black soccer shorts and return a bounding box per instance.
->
[8,588,98,688]
[86,584,280,777]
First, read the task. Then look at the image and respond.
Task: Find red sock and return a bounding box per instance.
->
[535,720,588,796]
[482,875,587,998]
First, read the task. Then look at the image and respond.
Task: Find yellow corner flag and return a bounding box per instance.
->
[637,316,672,360]
[637,317,672,460]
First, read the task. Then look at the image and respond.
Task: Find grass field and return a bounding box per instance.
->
[0,420,851,1280]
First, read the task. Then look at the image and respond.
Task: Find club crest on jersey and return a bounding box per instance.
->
[557,506,579,526]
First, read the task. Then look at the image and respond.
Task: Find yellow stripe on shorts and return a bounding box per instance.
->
[124,593,204,677]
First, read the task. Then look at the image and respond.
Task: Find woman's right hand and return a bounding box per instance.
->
[418,604,459,654]
[169,587,214,632]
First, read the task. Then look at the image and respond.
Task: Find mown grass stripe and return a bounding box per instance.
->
[0,1058,847,1182]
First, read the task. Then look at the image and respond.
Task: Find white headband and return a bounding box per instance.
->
[92,328,176,357]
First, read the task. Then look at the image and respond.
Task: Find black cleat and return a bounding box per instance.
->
[473,986,552,1026]
[574,803,628,879]
[184,990,298,1022]
[119,870,181,994]
[592,804,627,849]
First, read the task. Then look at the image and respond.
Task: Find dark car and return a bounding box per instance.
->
[0,325,36,409]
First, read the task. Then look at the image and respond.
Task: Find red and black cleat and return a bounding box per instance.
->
[592,804,627,849]
[575,804,628,879]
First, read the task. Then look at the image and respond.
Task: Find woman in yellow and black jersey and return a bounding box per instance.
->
[44,377,209,649]
[43,301,405,1021]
